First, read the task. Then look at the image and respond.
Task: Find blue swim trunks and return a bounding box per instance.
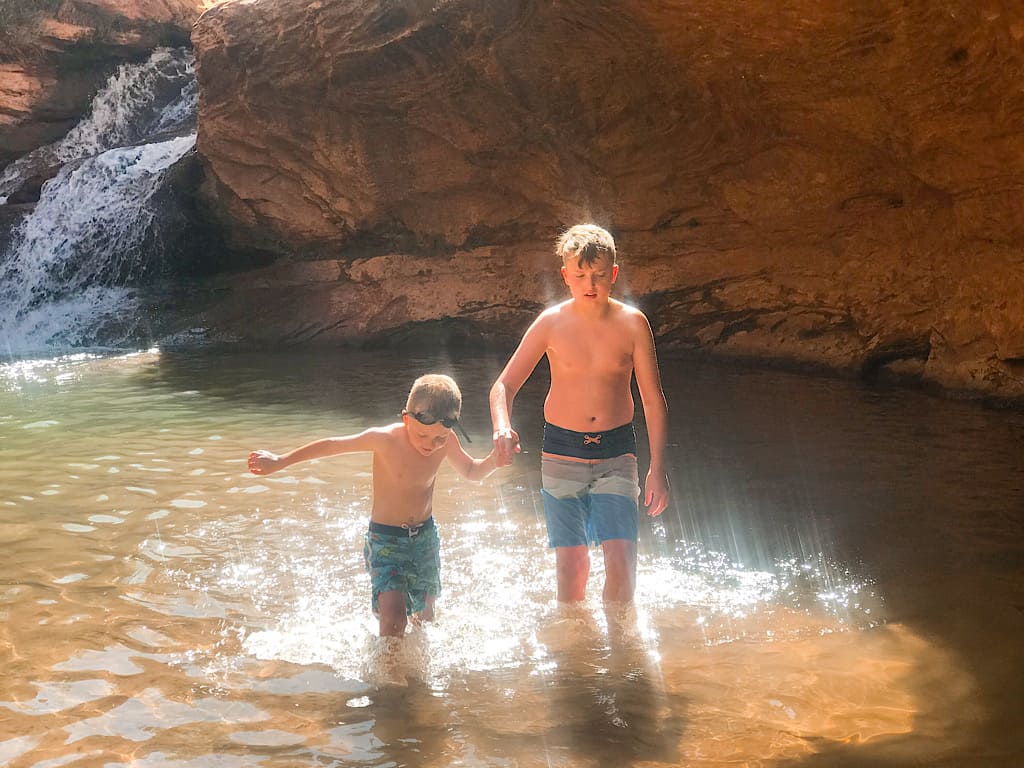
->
[363,518,441,615]
[541,422,640,548]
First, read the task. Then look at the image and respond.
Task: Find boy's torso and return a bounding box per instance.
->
[368,425,447,528]
[542,300,638,432]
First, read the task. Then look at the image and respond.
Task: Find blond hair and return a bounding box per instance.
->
[555,223,616,267]
[406,374,462,419]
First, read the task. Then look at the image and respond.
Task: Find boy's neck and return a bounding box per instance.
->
[569,296,613,318]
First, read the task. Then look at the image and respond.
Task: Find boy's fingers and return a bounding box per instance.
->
[644,488,667,516]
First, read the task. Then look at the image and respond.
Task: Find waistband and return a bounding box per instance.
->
[368,517,435,538]
[542,421,637,460]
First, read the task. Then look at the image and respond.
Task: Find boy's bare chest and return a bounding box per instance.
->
[548,332,633,375]
[377,451,444,488]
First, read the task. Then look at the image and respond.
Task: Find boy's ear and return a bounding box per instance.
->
[611,263,619,283]
[560,264,569,285]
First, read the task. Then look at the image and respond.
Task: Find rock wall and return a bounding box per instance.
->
[0,0,203,168]
[199,1,1024,398]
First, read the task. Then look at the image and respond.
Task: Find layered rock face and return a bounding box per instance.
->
[0,0,203,168]
[190,0,1024,399]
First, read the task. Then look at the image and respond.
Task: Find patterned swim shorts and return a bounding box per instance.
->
[363,518,441,615]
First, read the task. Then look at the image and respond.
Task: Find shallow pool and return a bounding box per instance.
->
[1,347,1021,766]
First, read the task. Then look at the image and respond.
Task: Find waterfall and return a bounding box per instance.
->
[0,47,197,357]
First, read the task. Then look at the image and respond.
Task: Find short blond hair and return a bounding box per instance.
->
[406,374,462,419]
[555,223,616,267]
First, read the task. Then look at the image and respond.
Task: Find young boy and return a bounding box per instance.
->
[490,224,669,604]
[249,374,504,637]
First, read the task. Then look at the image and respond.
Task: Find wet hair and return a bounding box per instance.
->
[555,223,617,268]
[406,374,462,420]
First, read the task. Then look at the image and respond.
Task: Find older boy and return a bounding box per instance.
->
[490,224,669,604]
[249,374,504,637]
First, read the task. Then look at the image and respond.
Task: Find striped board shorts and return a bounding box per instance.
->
[540,452,640,547]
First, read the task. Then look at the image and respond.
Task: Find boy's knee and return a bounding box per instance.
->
[376,592,409,636]
[379,612,407,636]
[555,548,590,587]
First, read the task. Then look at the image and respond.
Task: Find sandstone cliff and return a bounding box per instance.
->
[190,1,1024,400]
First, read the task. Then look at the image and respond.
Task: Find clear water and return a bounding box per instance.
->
[1,347,1021,767]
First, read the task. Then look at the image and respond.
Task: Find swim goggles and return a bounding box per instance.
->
[402,409,472,442]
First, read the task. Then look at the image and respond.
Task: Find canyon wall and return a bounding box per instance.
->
[4,0,1022,401]
[190,0,1024,399]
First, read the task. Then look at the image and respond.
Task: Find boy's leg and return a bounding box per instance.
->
[411,594,437,627]
[365,529,415,637]
[541,458,592,602]
[600,538,637,602]
[588,455,641,603]
[554,545,590,602]
[377,590,408,637]
[408,526,441,623]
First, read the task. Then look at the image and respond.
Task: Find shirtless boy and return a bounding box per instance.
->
[490,224,670,604]
[249,374,504,637]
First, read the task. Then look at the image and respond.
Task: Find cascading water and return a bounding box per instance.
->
[0,47,197,357]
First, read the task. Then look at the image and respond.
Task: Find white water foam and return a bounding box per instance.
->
[0,48,195,202]
[0,135,196,355]
[0,46,198,356]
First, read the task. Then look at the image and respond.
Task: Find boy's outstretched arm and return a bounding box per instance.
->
[444,434,509,482]
[248,430,380,475]
[489,314,549,463]
[633,313,670,516]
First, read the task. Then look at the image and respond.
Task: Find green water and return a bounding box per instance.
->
[1,347,1021,767]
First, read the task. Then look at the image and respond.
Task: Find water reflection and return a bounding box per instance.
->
[0,348,1021,765]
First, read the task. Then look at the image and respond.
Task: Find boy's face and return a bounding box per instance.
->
[561,252,618,303]
[402,413,452,456]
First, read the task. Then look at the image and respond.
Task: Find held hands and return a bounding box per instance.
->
[248,450,282,476]
[492,427,521,465]
[643,468,670,517]
[489,447,514,469]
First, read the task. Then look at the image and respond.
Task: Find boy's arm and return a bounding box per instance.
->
[444,433,508,482]
[489,313,550,463]
[248,429,381,475]
[632,312,670,516]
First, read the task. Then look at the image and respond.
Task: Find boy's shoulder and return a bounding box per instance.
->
[616,300,653,326]
[526,301,572,331]
[609,298,645,316]
[365,422,405,445]
[540,300,573,317]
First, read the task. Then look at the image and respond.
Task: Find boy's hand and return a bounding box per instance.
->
[643,469,670,516]
[492,427,521,465]
[248,450,281,475]
[491,448,514,469]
